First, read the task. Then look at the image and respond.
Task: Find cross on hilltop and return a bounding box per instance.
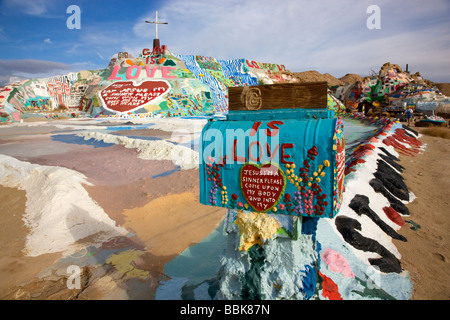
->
[145,11,168,40]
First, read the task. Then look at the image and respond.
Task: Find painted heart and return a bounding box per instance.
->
[240,163,286,212]
[100,80,170,113]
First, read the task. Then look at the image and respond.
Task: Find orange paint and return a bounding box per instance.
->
[319,271,343,300]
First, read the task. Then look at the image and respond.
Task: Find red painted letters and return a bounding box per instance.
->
[281,143,294,164]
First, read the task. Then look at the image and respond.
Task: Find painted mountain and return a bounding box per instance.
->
[0,47,345,122]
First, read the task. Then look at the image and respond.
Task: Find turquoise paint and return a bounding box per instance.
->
[162,221,227,287]
[199,108,344,218]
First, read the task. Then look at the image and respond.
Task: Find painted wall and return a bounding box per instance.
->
[331,64,417,108]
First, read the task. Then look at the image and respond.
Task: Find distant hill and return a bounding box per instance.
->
[339,73,364,85]
[291,71,365,87]
[291,70,344,87]
[435,83,450,97]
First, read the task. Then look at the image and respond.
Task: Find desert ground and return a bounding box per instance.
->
[395,123,450,300]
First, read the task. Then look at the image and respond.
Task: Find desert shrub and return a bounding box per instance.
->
[421,127,450,139]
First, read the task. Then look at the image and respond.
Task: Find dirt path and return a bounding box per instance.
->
[395,125,450,300]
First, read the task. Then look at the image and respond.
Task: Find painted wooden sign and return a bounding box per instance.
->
[199,109,345,218]
[228,82,328,111]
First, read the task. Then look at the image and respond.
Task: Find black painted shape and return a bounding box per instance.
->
[335,216,402,273]
[374,160,410,201]
[390,202,410,216]
[349,194,407,242]
[378,147,399,161]
[369,179,410,216]
[402,124,418,137]
[378,155,404,173]
[377,159,405,182]
[403,129,417,139]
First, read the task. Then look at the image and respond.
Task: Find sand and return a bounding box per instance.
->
[339,73,364,85]
[0,186,62,298]
[0,184,225,299]
[84,169,201,224]
[395,125,450,300]
[121,190,226,259]
[291,70,345,87]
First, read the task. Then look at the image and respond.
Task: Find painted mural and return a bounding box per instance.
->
[0,70,103,120]
[83,47,311,117]
[81,48,216,118]
[330,62,450,114]
[0,45,347,122]
[0,50,437,300]
[99,80,171,113]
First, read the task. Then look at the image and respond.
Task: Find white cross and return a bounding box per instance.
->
[145,11,168,39]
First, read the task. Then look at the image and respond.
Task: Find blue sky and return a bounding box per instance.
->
[0,0,449,86]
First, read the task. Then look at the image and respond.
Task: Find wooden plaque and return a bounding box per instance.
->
[228,82,327,111]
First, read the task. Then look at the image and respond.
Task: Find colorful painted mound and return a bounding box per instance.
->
[0,47,345,122]
[330,62,450,115]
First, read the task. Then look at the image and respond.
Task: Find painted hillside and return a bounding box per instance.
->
[0,47,345,123]
[330,62,450,114]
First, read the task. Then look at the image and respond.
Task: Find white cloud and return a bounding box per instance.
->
[130,0,450,82]
[0,59,72,86]
[96,51,105,60]
[0,59,70,74]
[135,0,369,59]
[1,0,65,19]
[2,0,448,84]
[1,0,49,16]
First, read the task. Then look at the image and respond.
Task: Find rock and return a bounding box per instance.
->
[291,70,344,87]
[339,73,364,85]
